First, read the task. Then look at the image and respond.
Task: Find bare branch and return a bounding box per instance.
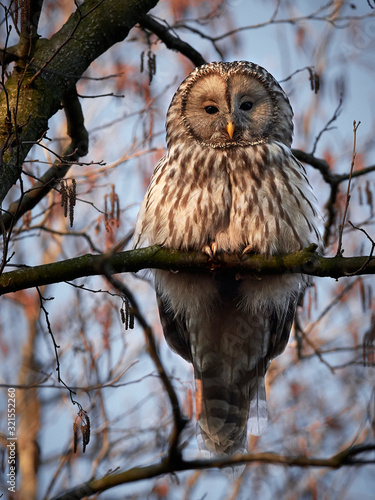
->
[311,97,343,155]
[28,0,105,86]
[139,15,206,67]
[173,3,375,44]
[347,221,375,276]
[292,147,375,248]
[17,0,44,64]
[99,267,187,459]
[0,0,159,205]
[50,443,375,500]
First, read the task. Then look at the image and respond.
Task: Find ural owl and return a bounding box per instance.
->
[134,61,320,455]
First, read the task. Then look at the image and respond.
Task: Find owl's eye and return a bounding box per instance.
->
[240,101,253,111]
[205,105,219,115]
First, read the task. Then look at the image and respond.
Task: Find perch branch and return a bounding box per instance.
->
[1,244,375,296]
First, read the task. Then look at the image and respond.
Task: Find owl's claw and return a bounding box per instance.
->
[242,244,253,256]
[203,242,218,258]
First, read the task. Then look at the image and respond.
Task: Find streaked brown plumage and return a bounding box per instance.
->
[134,61,320,455]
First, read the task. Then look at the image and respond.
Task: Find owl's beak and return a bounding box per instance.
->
[226,121,235,139]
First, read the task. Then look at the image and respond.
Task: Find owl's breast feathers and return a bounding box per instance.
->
[135,141,319,255]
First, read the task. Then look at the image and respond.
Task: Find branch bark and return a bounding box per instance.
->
[1,244,374,296]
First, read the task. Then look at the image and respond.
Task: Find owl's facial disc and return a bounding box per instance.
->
[182,71,276,148]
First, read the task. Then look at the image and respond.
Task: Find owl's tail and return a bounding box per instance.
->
[194,360,268,455]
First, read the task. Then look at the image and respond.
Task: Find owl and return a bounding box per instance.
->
[134,61,320,455]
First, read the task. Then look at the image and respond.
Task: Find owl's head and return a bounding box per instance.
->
[166,61,294,149]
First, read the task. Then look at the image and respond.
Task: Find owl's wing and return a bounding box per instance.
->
[247,293,298,436]
[133,155,169,249]
[268,292,299,360]
[156,292,193,364]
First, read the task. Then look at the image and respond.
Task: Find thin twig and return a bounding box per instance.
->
[1,86,89,231]
[336,121,361,257]
[294,314,335,374]
[77,92,124,99]
[346,221,375,275]
[172,2,375,44]
[311,97,343,155]
[36,286,89,423]
[36,288,75,401]
[301,278,360,338]
[279,65,314,83]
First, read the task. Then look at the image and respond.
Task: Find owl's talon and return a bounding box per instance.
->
[203,242,218,259]
[242,245,253,256]
[203,245,213,258]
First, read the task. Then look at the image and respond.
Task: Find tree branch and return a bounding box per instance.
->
[0,0,159,205]
[1,86,88,231]
[17,0,44,64]
[292,149,337,184]
[99,268,187,460]
[50,443,375,499]
[336,121,360,256]
[1,244,375,296]
[139,15,206,67]
[292,149,375,185]
[292,148,375,247]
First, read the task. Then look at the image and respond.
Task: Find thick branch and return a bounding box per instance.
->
[0,45,20,66]
[1,244,374,296]
[17,0,44,63]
